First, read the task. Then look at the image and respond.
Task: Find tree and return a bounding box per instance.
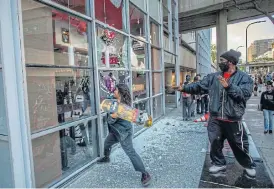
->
[211,44,217,64]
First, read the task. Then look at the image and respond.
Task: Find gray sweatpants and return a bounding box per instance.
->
[104,132,146,173]
[182,97,192,119]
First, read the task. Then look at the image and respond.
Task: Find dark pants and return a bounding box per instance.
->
[104,132,146,173]
[201,96,209,114]
[197,99,202,113]
[208,118,255,169]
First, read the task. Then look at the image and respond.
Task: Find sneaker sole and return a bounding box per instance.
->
[209,167,226,174]
[244,170,256,179]
[142,177,152,187]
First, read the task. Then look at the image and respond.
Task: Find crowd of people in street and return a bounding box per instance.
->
[179,74,209,121]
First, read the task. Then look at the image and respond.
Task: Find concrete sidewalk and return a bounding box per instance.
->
[244,95,274,183]
[67,108,208,188]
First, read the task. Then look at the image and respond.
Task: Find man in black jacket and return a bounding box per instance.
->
[260,80,274,134]
[174,49,256,177]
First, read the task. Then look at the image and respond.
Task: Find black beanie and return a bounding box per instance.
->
[220,49,241,65]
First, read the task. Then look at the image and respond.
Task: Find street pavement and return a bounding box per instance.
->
[67,108,208,188]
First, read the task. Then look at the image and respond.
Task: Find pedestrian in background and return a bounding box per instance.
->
[181,75,192,121]
[191,76,199,117]
[258,77,263,93]
[260,81,274,134]
[196,74,202,114]
[253,83,258,96]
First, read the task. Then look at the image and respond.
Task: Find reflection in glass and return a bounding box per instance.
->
[96,26,128,68]
[99,70,130,103]
[26,67,95,133]
[163,34,169,51]
[148,0,160,22]
[164,52,175,64]
[132,71,149,101]
[151,48,161,70]
[152,73,162,95]
[153,96,163,119]
[133,100,150,133]
[130,0,146,10]
[22,3,89,67]
[95,0,126,31]
[32,119,98,187]
[150,21,160,47]
[130,38,147,70]
[130,3,146,40]
[51,0,88,14]
[162,7,169,30]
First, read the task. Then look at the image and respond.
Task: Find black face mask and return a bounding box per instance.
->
[218,62,229,72]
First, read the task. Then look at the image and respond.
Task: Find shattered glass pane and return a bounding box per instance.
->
[132,71,149,101]
[130,38,147,70]
[153,95,163,119]
[99,70,130,103]
[96,26,128,69]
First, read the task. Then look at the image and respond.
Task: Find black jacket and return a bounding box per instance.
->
[260,91,274,111]
[183,70,253,121]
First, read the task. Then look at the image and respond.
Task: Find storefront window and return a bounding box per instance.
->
[152,72,162,95]
[164,52,175,64]
[32,119,98,187]
[163,33,169,51]
[99,70,130,103]
[150,21,160,47]
[96,25,128,68]
[153,96,163,119]
[162,4,169,30]
[133,100,150,133]
[129,3,146,40]
[26,67,95,133]
[22,0,88,15]
[95,0,127,31]
[130,38,147,70]
[151,47,161,70]
[130,0,146,11]
[148,0,160,23]
[22,6,89,67]
[132,71,149,101]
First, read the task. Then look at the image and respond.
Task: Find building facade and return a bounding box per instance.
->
[196,29,212,78]
[0,0,180,187]
[248,39,274,62]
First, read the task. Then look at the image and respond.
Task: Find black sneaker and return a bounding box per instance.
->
[264,130,268,134]
[141,172,152,187]
[97,156,110,163]
[269,130,272,134]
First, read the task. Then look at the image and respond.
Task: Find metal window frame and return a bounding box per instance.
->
[34,0,92,21]
[31,116,97,139]
[1,0,35,187]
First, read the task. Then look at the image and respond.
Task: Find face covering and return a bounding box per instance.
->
[218,62,229,72]
[267,87,272,92]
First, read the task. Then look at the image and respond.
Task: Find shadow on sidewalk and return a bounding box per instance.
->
[199,155,274,188]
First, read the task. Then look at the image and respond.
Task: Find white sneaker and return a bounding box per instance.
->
[209,165,226,173]
[245,168,256,177]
